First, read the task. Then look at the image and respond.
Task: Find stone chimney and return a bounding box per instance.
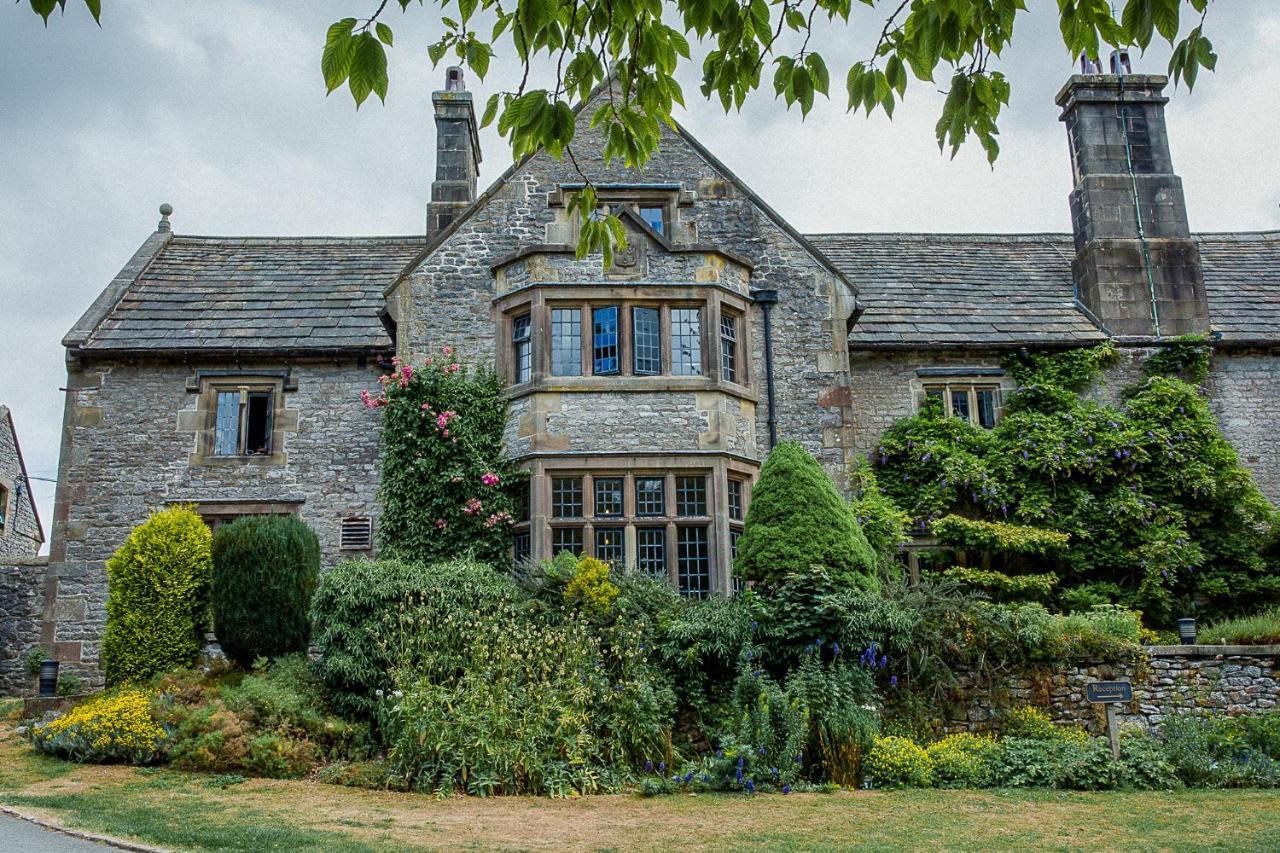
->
[427,66,482,238]
[1056,70,1208,337]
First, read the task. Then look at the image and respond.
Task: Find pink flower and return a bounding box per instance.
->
[483,511,514,528]
[451,475,463,483]
[359,390,385,409]
[449,363,461,373]
[463,498,483,515]
[421,402,432,411]
[434,518,447,529]
[436,410,458,429]
[441,345,454,356]
[397,365,413,388]
[481,473,501,487]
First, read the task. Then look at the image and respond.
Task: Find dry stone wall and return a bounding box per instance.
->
[949,646,1280,734]
[0,556,46,696]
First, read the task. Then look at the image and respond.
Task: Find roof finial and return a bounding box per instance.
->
[158,203,173,232]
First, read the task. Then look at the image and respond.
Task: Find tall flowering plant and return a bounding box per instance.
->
[364,347,524,565]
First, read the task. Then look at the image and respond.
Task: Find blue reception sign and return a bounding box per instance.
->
[1086,681,1133,704]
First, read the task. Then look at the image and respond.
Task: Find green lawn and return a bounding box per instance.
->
[3,725,1279,852]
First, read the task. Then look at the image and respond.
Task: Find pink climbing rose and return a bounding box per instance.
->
[481,473,500,486]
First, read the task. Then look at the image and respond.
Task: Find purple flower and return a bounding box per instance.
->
[745,779,756,793]
[891,675,899,687]
[645,761,654,772]
[658,762,666,773]
[782,784,792,794]
[758,746,767,755]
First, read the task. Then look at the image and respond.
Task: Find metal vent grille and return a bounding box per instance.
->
[340,517,373,550]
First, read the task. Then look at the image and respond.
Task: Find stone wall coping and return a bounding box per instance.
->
[1146,644,1280,657]
[0,556,48,568]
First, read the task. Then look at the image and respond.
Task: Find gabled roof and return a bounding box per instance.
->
[0,404,44,545]
[386,81,857,302]
[72,235,425,354]
[808,231,1280,349]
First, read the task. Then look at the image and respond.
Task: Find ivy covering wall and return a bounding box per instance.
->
[869,339,1279,625]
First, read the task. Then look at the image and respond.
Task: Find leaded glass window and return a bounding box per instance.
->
[552,477,583,518]
[677,526,710,598]
[551,308,582,377]
[594,527,625,567]
[592,306,620,375]
[637,527,666,577]
[675,475,707,517]
[513,530,531,562]
[632,307,660,376]
[720,313,738,382]
[214,391,241,456]
[671,308,702,376]
[552,526,583,556]
[636,477,666,516]
[594,477,624,518]
[639,206,665,235]
[727,479,744,521]
[512,314,532,383]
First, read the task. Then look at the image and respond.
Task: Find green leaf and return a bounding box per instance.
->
[480,93,501,128]
[347,32,388,107]
[376,22,394,47]
[29,0,59,24]
[82,0,100,24]
[321,19,358,94]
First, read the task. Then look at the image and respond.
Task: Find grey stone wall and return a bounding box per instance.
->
[0,556,46,696]
[392,96,856,484]
[949,646,1280,734]
[1203,350,1280,504]
[44,357,384,681]
[0,407,43,557]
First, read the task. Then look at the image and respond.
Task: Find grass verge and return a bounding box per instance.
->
[3,723,1280,851]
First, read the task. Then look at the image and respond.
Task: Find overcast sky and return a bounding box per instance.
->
[3,1,1278,550]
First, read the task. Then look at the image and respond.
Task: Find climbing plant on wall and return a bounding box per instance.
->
[364,348,524,566]
[870,338,1278,625]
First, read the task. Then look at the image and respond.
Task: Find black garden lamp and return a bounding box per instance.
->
[38,659,59,697]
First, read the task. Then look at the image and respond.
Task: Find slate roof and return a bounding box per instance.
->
[73,228,1279,355]
[806,231,1280,349]
[78,236,426,353]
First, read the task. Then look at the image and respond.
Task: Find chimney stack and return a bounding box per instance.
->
[1056,66,1208,337]
[427,67,482,238]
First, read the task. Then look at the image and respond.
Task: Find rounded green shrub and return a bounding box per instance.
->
[926,732,998,787]
[101,505,212,684]
[864,735,933,788]
[735,441,878,593]
[212,515,320,668]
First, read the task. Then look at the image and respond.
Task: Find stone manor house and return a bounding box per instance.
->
[15,67,1280,684]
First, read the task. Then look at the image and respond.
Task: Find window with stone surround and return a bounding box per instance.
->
[0,483,8,533]
[719,311,741,383]
[497,290,752,391]
[189,374,292,466]
[542,469,722,587]
[671,308,702,376]
[923,382,1002,428]
[551,308,582,377]
[512,313,532,384]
